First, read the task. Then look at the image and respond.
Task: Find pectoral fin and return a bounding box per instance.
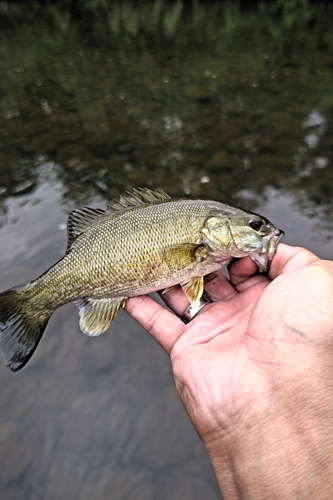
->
[181,276,204,306]
[75,297,126,336]
[163,244,207,271]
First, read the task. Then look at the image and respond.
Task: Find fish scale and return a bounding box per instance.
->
[0,188,283,371]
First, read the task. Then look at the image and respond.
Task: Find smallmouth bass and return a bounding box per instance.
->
[0,188,283,371]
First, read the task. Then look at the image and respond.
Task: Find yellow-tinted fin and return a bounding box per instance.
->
[163,244,207,271]
[181,276,204,306]
[75,297,126,336]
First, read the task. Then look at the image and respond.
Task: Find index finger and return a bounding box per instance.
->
[124,295,185,353]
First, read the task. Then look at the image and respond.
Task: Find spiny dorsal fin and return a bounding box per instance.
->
[107,187,171,211]
[66,206,107,252]
[66,188,171,252]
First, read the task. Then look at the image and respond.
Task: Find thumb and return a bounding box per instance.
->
[269,243,319,280]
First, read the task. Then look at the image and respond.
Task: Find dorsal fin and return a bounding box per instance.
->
[66,207,107,252]
[66,188,171,252]
[106,187,171,211]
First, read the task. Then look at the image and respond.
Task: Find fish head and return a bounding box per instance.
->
[202,212,284,272]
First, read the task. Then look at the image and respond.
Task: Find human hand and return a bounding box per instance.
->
[125,244,333,499]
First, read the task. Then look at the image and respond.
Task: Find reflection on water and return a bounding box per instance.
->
[0,1,333,499]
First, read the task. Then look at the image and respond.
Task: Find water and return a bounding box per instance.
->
[0,1,333,499]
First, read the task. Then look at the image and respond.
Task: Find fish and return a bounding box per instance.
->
[0,188,284,371]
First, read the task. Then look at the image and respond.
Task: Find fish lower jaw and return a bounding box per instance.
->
[250,251,272,273]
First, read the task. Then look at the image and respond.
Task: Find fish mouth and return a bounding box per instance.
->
[274,229,284,245]
[250,227,284,273]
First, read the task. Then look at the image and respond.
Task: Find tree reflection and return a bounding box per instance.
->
[0,0,332,223]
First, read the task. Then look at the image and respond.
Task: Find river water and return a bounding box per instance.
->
[0,1,333,499]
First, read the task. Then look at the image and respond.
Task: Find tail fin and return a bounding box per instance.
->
[0,285,50,371]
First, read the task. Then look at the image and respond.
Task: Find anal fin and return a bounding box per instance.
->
[75,297,126,336]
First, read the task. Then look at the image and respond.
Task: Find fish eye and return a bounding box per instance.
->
[249,219,262,231]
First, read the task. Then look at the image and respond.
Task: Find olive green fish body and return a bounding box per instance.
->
[0,188,284,371]
[30,199,220,302]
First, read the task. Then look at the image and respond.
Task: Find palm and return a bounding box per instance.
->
[169,278,272,436]
[125,244,329,437]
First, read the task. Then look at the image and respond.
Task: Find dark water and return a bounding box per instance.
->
[0,1,333,499]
